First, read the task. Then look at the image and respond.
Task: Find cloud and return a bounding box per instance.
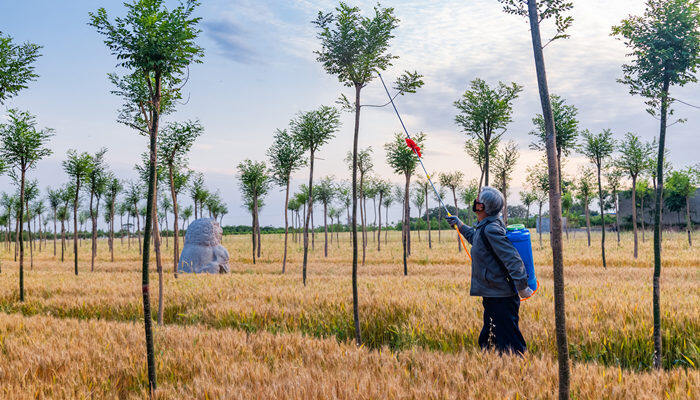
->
[204,20,258,64]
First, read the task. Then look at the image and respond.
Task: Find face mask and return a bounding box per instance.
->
[472,200,484,213]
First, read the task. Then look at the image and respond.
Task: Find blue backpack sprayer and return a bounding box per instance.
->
[377,73,538,300]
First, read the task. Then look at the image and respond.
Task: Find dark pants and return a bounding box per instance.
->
[478,295,527,355]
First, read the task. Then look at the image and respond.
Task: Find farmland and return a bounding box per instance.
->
[0,230,697,399]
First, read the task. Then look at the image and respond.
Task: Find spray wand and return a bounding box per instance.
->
[378,73,471,260]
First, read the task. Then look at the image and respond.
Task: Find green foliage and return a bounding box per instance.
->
[313,2,398,87]
[438,171,464,191]
[499,0,574,46]
[384,132,425,176]
[530,94,579,156]
[666,168,696,199]
[615,132,653,182]
[612,0,700,111]
[575,167,596,204]
[237,159,271,208]
[0,32,42,104]
[159,120,203,167]
[0,109,53,174]
[266,128,306,187]
[464,137,498,175]
[454,78,522,142]
[290,105,341,154]
[526,161,550,203]
[315,176,336,205]
[580,128,615,169]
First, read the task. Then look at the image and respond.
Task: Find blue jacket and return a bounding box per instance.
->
[458,215,529,297]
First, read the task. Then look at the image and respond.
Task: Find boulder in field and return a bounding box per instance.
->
[178,218,230,274]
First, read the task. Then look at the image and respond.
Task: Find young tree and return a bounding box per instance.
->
[345,148,373,263]
[85,148,108,272]
[529,94,579,192]
[527,162,551,248]
[267,128,305,273]
[124,181,142,254]
[411,185,425,241]
[499,1,574,394]
[580,129,615,268]
[615,132,653,257]
[439,171,464,252]
[492,140,520,225]
[519,190,537,228]
[454,78,522,186]
[90,0,204,389]
[180,204,192,230]
[237,160,271,265]
[315,176,336,257]
[576,168,595,247]
[58,186,72,263]
[605,167,623,244]
[159,120,202,276]
[104,175,122,262]
[613,0,700,369]
[666,167,697,246]
[464,137,499,191]
[636,179,652,241]
[385,132,425,276]
[0,109,52,301]
[290,106,340,285]
[313,2,423,345]
[47,187,62,256]
[415,177,432,248]
[0,32,41,104]
[461,180,479,227]
[375,179,392,251]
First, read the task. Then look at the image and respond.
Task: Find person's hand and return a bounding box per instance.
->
[446,215,462,228]
[518,287,534,299]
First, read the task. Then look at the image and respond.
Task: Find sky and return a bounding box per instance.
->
[1,0,698,229]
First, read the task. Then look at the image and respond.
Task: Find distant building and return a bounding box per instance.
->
[617,188,700,226]
[536,216,567,233]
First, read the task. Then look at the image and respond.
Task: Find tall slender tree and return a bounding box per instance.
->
[290,106,340,285]
[613,0,700,368]
[85,148,108,272]
[104,175,122,262]
[237,160,271,265]
[345,148,373,263]
[492,140,520,225]
[47,187,61,257]
[385,132,425,276]
[315,176,336,258]
[159,120,202,276]
[313,2,422,345]
[580,129,615,268]
[499,2,575,392]
[267,128,305,273]
[576,168,595,247]
[90,0,203,389]
[439,171,464,251]
[454,78,521,186]
[615,132,652,258]
[519,191,537,228]
[666,167,697,246]
[0,109,52,301]
[605,167,623,244]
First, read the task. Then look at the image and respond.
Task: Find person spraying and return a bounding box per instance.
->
[446,186,533,354]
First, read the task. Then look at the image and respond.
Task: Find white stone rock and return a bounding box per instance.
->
[178,218,230,274]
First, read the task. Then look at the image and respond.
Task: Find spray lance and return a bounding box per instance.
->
[378,73,471,260]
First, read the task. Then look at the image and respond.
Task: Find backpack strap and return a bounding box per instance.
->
[479,221,517,294]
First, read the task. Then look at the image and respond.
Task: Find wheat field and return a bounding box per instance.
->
[0,229,697,399]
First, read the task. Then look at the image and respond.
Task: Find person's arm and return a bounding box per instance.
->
[458,223,476,244]
[484,223,528,291]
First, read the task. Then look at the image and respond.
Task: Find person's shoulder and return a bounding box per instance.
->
[484,219,505,235]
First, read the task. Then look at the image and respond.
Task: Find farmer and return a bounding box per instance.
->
[446,186,533,354]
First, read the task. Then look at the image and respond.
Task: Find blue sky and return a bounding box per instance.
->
[1,0,698,228]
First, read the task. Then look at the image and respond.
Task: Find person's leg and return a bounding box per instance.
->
[478,297,493,350]
[489,295,527,354]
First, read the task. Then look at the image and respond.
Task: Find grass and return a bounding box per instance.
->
[0,229,697,398]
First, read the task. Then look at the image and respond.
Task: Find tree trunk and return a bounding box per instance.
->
[152,197,164,326]
[403,171,410,276]
[597,165,606,268]
[282,178,290,273]
[351,83,362,345]
[302,149,315,286]
[26,198,33,270]
[686,196,692,247]
[110,198,115,262]
[425,186,432,249]
[90,192,96,271]
[385,204,389,245]
[377,192,383,252]
[135,202,142,255]
[452,188,461,252]
[360,173,366,266]
[632,175,638,258]
[585,199,591,247]
[615,192,620,245]
[18,168,26,301]
[61,218,66,263]
[641,196,646,242]
[256,206,261,259]
[251,202,256,265]
[73,180,80,275]
[527,2,570,396]
[484,138,490,186]
[323,201,328,257]
[652,77,670,370]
